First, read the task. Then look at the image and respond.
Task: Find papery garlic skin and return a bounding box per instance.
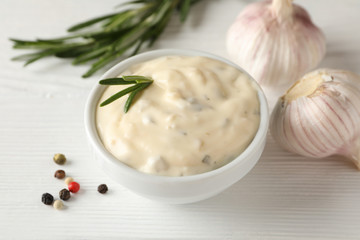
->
[270,69,360,169]
[226,0,326,88]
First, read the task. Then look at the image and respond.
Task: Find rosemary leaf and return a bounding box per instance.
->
[55,45,97,58]
[117,0,149,8]
[180,0,191,22]
[11,51,47,61]
[22,49,68,65]
[122,75,153,83]
[100,84,142,107]
[124,82,151,113]
[55,49,88,58]
[131,40,145,56]
[99,78,136,85]
[72,44,111,65]
[67,13,118,32]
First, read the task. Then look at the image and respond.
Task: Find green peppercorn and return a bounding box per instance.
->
[97,184,108,194]
[41,193,54,205]
[59,188,71,201]
[53,153,66,165]
[54,170,66,179]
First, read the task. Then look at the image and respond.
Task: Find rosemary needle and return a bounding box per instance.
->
[10,0,201,78]
[99,75,153,113]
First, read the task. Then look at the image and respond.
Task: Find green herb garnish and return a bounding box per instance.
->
[10,0,200,78]
[99,75,153,113]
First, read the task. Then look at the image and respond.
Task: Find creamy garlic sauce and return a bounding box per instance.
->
[96,56,260,176]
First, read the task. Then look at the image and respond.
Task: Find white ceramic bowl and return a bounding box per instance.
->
[84,49,269,204]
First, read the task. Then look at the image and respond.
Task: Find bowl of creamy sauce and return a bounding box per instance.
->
[85,49,269,204]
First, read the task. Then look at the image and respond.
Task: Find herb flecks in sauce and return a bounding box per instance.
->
[202,155,211,164]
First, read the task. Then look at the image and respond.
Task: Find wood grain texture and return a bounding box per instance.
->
[1,0,360,239]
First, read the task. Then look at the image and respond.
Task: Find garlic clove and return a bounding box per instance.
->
[349,138,360,169]
[270,69,360,169]
[226,0,326,90]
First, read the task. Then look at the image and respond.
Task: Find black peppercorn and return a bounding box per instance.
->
[41,193,54,205]
[59,188,71,201]
[54,170,66,179]
[97,184,108,194]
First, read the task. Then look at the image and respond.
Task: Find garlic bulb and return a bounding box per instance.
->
[270,69,360,169]
[226,0,326,88]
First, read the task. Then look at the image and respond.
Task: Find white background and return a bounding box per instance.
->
[1,0,360,239]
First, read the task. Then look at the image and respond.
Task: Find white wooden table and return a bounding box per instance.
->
[1,0,360,239]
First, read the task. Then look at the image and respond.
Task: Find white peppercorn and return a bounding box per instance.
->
[53,200,64,210]
[64,177,74,185]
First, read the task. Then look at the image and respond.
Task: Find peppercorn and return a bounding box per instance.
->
[97,184,108,194]
[41,193,54,205]
[64,177,74,185]
[59,188,71,201]
[54,170,66,179]
[53,200,64,210]
[68,181,80,193]
[53,153,66,165]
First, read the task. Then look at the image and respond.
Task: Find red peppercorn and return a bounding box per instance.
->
[68,181,80,193]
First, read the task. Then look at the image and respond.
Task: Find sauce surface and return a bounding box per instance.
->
[96,56,260,176]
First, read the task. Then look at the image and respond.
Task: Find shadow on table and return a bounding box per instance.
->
[162,133,360,234]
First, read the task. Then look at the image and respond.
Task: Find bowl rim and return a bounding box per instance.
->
[84,48,269,183]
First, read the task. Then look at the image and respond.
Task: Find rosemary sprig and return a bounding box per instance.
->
[99,75,153,113]
[10,0,200,78]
